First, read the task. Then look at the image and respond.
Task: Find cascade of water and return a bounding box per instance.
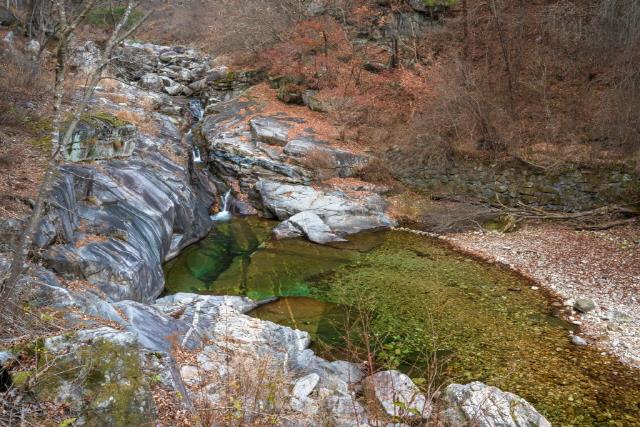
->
[210,189,233,222]
[188,99,204,121]
[192,145,202,163]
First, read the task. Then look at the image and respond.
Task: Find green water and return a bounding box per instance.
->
[164,218,640,426]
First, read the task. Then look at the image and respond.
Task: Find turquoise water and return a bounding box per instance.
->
[164,217,640,426]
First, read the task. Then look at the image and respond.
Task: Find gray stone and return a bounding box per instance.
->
[164,81,185,96]
[39,327,188,426]
[41,131,214,303]
[140,73,165,91]
[249,117,290,146]
[258,179,396,236]
[273,211,346,244]
[363,370,430,419]
[26,39,40,56]
[573,297,596,313]
[284,137,369,177]
[443,382,551,427]
[292,373,320,399]
[112,300,199,352]
[65,113,137,162]
[571,335,588,346]
[323,395,368,427]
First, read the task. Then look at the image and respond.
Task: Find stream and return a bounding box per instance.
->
[163,217,640,426]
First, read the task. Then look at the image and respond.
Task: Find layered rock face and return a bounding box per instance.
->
[200,100,396,243]
[33,74,216,303]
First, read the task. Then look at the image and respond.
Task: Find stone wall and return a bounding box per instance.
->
[395,159,639,211]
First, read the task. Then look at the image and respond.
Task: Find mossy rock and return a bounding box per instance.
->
[65,111,137,162]
[34,329,157,426]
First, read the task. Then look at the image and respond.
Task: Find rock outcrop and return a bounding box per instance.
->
[443,382,552,427]
[200,99,395,241]
[35,80,216,303]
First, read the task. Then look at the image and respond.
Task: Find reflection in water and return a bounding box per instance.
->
[250,297,359,360]
[163,217,640,426]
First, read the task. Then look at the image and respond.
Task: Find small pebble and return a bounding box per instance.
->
[572,335,588,346]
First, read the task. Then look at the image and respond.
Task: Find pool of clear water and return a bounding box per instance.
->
[163,217,640,426]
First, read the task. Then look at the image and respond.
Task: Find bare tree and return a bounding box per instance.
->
[0,0,151,296]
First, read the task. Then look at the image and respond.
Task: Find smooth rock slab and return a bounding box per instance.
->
[443,381,551,427]
[249,117,290,146]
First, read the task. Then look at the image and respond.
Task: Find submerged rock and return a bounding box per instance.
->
[443,382,551,427]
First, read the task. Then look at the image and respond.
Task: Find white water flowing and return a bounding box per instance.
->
[192,145,202,163]
[210,189,232,222]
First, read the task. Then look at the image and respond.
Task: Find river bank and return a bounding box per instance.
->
[439,222,640,369]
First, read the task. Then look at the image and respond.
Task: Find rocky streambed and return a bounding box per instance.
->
[0,41,637,426]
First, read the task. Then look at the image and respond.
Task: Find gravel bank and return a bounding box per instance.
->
[438,223,640,368]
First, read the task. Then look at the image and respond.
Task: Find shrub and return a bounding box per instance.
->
[86,6,144,30]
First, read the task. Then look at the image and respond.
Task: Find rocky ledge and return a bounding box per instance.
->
[0,41,550,426]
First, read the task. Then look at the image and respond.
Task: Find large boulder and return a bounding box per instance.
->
[41,120,214,303]
[14,328,188,427]
[257,179,396,236]
[443,382,551,427]
[363,370,430,419]
[284,137,369,177]
[272,211,346,244]
[139,73,165,92]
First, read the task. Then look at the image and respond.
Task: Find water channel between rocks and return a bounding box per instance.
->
[163,217,640,426]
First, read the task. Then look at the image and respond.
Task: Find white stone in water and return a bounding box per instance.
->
[572,335,588,346]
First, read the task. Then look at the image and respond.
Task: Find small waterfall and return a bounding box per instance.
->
[188,99,204,121]
[210,189,232,222]
[192,145,202,163]
[186,107,204,164]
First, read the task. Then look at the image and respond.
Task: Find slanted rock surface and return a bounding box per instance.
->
[443,382,552,427]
